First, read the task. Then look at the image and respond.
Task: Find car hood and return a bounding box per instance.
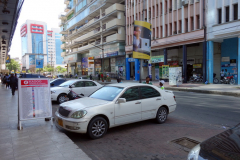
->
[60,97,109,111]
[199,123,240,160]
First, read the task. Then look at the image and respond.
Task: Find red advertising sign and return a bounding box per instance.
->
[21,80,48,88]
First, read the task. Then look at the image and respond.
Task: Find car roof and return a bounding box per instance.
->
[107,83,156,88]
[67,79,95,82]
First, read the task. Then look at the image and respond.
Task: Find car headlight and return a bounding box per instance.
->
[187,144,201,160]
[71,110,87,119]
[51,91,56,94]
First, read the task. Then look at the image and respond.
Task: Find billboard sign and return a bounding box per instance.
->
[133,20,151,60]
[6,55,10,63]
[36,59,44,68]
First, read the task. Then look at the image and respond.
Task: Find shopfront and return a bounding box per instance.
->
[63,54,79,75]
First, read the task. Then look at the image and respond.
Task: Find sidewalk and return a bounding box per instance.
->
[0,84,91,160]
[96,79,240,97]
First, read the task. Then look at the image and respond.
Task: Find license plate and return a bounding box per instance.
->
[58,118,63,127]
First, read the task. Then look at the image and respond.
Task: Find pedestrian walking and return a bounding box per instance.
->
[9,74,18,95]
[159,80,165,90]
[142,76,152,85]
[89,74,92,80]
[5,74,10,89]
[117,78,122,83]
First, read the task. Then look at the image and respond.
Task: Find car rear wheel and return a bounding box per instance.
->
[87,117,108,139]
[57,94,67,104]
[156,107,168,124]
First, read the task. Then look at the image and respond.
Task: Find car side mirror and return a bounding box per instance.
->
[69,85,75,88]
[51,83,54,86]
[117,98,126,104]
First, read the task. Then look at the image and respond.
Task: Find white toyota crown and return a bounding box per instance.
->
[55,83,177,139]
[51,79,102,103]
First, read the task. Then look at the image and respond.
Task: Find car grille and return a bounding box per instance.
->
[59,106,70,117]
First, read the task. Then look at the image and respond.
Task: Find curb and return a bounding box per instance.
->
[165,87,240,97]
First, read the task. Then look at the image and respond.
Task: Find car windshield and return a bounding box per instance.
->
[90,86,124,101]
[59,81,74,87]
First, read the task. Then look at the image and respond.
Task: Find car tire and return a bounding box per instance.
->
[57,94,67,104]
[156,107,168,124]
[87,117,108,139]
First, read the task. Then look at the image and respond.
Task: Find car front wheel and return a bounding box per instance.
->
[156,107,168,124]
[87,117,108,139]
[57,94,67,104]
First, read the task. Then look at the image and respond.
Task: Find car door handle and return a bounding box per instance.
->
[156,98,161,100]
[135,102,141,104]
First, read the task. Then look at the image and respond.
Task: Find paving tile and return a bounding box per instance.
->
[13,148,38,159]
[0,147,14,156]
[0,138,12,145]
[0,142,12,149]
[0,153,15,160]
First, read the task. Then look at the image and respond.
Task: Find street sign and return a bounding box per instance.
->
[36,59,43,68]
[18,78,52,130]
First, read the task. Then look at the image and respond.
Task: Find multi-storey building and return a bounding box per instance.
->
[125,0,205,82]
[207,0,240,85]
[21,20,63,72]
[59,0,126,77]
[47,28,64,68]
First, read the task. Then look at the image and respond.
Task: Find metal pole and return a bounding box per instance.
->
[139,60,142,83]
[203,0,207,83]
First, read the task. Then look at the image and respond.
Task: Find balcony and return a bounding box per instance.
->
[58,13,66,20]
[60,35,67,41]
[64,0,70,4]
[106,33,125,43]
[59,21,64,27]
[105,3,125,15]
[64,5,71,12]
[61,52,66,57]
[106,18,125,29]
[61,43,67,49]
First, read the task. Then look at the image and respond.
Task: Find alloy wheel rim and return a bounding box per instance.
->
[159,109,167,122]
[59,96,65,103]
[92,120,105,137]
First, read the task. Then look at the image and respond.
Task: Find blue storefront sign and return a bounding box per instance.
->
[128,58,135,62]
[36,59,43,68]
[106,51,118,57]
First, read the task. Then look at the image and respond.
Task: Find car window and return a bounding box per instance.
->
[90,86,123,101]
[54,80,66,86]
[85,81,97,87]
[140,87,160,99]
[120,87,139,102]
[75,81,84,87]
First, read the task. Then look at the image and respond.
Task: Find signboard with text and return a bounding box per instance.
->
[18,79,52,121]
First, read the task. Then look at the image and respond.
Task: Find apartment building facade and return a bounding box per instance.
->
[60,0,126,77]
[207,0,240,85]
[21,20,63,72]
[125,0,205,82]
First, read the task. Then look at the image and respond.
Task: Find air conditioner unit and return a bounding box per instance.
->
[190,0,194,4]
[182,1,188,7]
[178,30,182,33]
[169,8,172,12]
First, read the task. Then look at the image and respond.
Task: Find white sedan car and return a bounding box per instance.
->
[55,83,177,139]
[51,79,102,103]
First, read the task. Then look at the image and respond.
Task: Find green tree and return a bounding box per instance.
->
[6,59,20,72]
[55,66,67,74]
[36,68,43,73]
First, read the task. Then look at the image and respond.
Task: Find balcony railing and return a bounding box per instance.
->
[59,21,64,27]
[64,0,70,4]
[64,5,71,12]
[58,13,66,19]
[106,33,125,43]
[61,52,66,57]
[61,43,67,49]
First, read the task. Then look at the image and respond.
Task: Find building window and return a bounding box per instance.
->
[139,12,141,20]
[153,28,155,39]
[165,24,168,37]
[196,15,200,29]
[218,8,222,24]
[234,4,238,20]
[179,20,182,33]
[191,17,194,31]
[160,26,163,38]
[156,27,159,38]
[174,21,177,33]
[149,8,151,19]
[127,17,129,25]
[153,6,155,17]
[160,3,162,15]
[169,23,172,36]
[226,6,229,22]
[156,4,159,16]
[136,14,138,20]
[185,18,188,32]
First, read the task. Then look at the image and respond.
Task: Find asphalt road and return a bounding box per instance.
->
[52,91,240,160]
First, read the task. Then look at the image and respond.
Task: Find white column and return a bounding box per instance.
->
[172,0,174,34]
[222,0,225,23]
[162,0,165,37]
[167,0,170,36]
[182,2,185,33]
[158,0,161,38]
[200,0,203,27]
[147,0,149,22]
[230,0,233,21]
[188,1,190,32]
[177,0,179,33]
[215,0,218,25]
[155,0,157,38]
[238,0,240,19]
[194,0,196,30]
[134,0,136,20]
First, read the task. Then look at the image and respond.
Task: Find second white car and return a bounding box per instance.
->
[51,79,102,103]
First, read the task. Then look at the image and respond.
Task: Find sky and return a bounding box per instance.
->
[8,0,65,59]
